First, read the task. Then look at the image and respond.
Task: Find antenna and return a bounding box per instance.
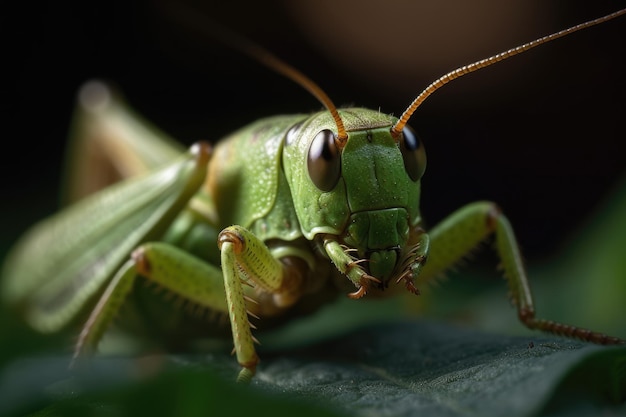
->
[390,8,626,138]
[165,4,348,148]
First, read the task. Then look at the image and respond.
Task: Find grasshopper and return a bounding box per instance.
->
[2,8,625,383]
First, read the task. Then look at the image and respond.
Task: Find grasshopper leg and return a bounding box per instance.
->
[73,242,228,366]
[218,225,295,382]
[75,228,303,382]
[419,201,624,345]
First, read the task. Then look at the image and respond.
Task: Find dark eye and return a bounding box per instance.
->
[307,129,341,191]
[399,126,427,181]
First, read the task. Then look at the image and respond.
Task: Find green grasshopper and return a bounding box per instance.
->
[2,9,625,383]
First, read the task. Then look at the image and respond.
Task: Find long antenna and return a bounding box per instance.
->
[164,4,348,148]
[390,8,626,138]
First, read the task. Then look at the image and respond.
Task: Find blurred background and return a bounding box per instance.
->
[2,0,626,365]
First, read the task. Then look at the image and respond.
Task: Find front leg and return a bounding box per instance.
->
[218,225,303,382]
[419,201,624,345]
[74,231,304,382]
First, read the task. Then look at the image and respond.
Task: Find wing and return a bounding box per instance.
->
[2,143,210,332]
[63,81,186,203]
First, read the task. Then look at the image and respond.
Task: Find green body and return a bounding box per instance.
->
[2,82,621,382]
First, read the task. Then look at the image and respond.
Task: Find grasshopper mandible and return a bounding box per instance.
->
[2,8,625,383]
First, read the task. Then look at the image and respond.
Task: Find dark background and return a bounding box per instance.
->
[2,0,626,267]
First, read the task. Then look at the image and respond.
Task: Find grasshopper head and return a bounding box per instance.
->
[282,108,426,288]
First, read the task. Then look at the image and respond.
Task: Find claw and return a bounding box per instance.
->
[396,271,420,295]
[347,274,380,299]
[348,285,367,299]
[404,280,420,295]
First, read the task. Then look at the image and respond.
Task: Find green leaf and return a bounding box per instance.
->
[255,321,626,417]
[1,320,624,417]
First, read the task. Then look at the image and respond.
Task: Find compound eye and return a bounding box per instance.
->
[399,126,427,181]
[307,129,341,191]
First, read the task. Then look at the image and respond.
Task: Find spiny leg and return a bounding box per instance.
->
[324,230,429,298]
[218,225,296,382]
[419,201,624,345]
[324,240,380,298]
[398,229,430,295]
[73,242,229,365]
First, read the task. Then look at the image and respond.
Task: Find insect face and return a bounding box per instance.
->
[283,108,426,286]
